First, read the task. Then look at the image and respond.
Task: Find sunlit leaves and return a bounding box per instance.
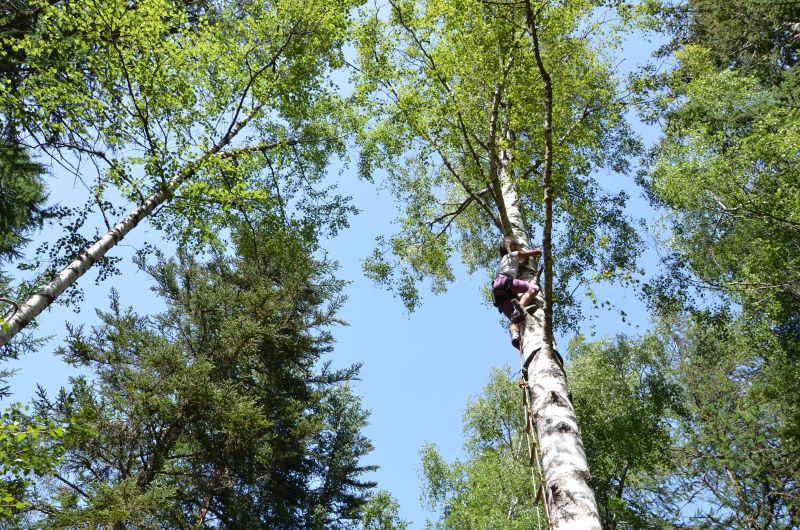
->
[0,404,67,518]
[419,368,545,529]
[355,0,644,325]
[1,0,364,307]
[641,43,800,320]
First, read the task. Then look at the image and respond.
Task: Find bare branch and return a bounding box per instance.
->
[423,138,503,229]
[429,187,492,236]
[1,298,20,321]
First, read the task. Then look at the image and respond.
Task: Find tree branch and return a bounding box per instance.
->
[429,187,492,236]
[387,0,487,174]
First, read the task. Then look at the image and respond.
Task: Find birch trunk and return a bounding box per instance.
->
[499,173,600,529]
[497,156,600,529]
[487,3,601,526]
[0,106,265,348]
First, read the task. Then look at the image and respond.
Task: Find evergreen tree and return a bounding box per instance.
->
[7,224,377,528]
[0,142,47,265]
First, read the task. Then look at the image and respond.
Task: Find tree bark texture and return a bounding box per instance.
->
[495,137,599,528]
[0,105,264,347]
[526,344,599,530]
[485,3,601,527]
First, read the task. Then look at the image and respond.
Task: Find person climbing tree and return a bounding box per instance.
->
[492,235,541,349]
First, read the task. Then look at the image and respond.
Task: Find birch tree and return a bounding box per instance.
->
[355,1,644,527]
[632,2,800,525]
[0,0,361,348]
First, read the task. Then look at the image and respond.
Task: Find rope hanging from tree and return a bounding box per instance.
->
[516,335,552,529]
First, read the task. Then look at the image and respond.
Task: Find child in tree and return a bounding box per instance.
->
[492,235,541,349]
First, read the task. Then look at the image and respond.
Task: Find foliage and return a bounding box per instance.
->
[0,404,66,518]
[354,0,645,326]
[419,368,546,529]
[638,44,800,322]
[422,316,800,529]
[0,117,50,403]
[5,222,377,528]
[0,0,361,310]
[654,0,800,84]
[568,334,683,529]
[632,5,800,523]
[0,141,47,264]
[636,0,800,323]
[663,311,800,528]
[358,490,410,530]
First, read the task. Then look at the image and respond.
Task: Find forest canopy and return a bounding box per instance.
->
[0,0,798,527]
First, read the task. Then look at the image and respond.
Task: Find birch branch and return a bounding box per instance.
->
[0,104,266,348]
[429,187,492,236]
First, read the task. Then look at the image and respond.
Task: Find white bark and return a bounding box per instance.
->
[0,186,170,347]
[497,127,601,530]
[526,344,600,529]
[0,106,265,348]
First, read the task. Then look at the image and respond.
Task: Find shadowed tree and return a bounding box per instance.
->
[7,220,378,528]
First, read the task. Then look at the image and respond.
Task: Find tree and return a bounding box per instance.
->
[637,0,800,324]
[419,368,546,529]
[0,142,49,362]
[567,334,683,529]
[0,143,47,265]
[633,8,800,524]
[655,311,800,529]
[0,0,362,347]
[358,490,410,530]
[6,221,378,528]
[420,344,683,530]
[655,0,800,85]
[356,1,644,526]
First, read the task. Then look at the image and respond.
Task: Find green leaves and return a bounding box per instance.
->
[1,0,365,320]
[355,0,644,324]
[0,403,68,518]
[419,369,545,529]
[359,490,409,530]
[640,39,800,320]
[568,333,682,528]
[6,221,375,527]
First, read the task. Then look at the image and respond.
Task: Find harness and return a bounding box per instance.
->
[492,273,514,310]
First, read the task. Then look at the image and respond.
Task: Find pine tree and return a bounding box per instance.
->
[9,224,377,528]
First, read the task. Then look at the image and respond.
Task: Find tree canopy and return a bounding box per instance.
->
[355,0,644,327]
[1,0,799,527]
[7,221,379,527]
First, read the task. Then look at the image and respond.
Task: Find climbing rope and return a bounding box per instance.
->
[521,380,551,529]
[517,340,552,529]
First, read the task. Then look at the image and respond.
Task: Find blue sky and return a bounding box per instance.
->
[4,25,669,529]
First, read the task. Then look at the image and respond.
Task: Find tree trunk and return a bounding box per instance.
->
[487,2,601,527]
[498,152,600,528]
[496,137,599,528]
[0,106,268,348]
